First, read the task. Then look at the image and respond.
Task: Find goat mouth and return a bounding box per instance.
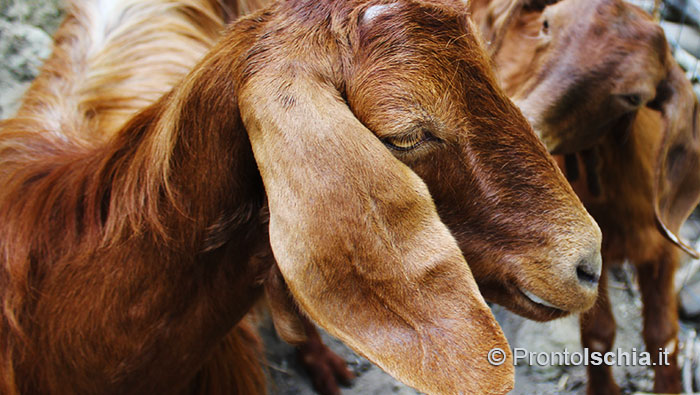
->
[513,287,569,318]
[480,281,569,320]
[520,289,561,310]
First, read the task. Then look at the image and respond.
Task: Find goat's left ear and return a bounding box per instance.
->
[651,63,700,258]
[239,71,513,394]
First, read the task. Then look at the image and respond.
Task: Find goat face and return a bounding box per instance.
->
[237,0,602,391]
[496,0,668,154]
[345,2,601,320]
[481,0,700,256]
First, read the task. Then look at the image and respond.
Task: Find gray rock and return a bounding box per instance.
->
[3,0,63,34]
[0,19,52,81]
[0,0,63,118]
[0,76,30,119]
[680,280,700,319]
[0,19,53,118]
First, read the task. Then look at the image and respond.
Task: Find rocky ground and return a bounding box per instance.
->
[0,0,62,118]
[4,1,700,394]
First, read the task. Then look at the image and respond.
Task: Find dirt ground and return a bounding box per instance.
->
[4,1,700,394]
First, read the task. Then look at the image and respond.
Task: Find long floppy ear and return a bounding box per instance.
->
[476,0,561,56]
[650,63,700,258]
[239,73,513,393]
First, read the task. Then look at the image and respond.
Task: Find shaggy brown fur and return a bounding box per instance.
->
[0,0,604,393]
[16,1,343,393]
[1,1,267,394]
[470,0,700,393]
[13,0,240,142]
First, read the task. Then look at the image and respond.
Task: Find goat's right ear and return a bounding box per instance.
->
[239,72,514,394]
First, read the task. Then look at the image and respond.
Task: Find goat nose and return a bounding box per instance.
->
[575,251,602,287]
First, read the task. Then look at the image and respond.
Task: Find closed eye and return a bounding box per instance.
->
[382,130,437,151]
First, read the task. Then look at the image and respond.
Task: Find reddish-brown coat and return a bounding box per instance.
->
[470,0,700,393]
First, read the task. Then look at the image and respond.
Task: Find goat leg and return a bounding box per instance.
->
[637,247,681,393]
[297,317,355,395]
[580,266,620,395]
[563,153,580,182]
[581,148,602,198]
[265,264,355,394]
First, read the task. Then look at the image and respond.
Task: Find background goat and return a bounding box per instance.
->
[470,0,700,393]
[0,0,603,393]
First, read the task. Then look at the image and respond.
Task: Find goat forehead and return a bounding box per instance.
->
[357,0,468,38]
[353,5,478,81]
[547,1,667,70]
[350,40,494,123]
[356,7,477,72]
[361,3,398,24]
[584,0,666,48]
[593,0,626,16]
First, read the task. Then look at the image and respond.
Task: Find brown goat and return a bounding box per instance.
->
[0,0,604,393]
[470,0,700,393]
[14,1,353,393]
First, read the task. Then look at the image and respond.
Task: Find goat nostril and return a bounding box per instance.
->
[576,259,600,286]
